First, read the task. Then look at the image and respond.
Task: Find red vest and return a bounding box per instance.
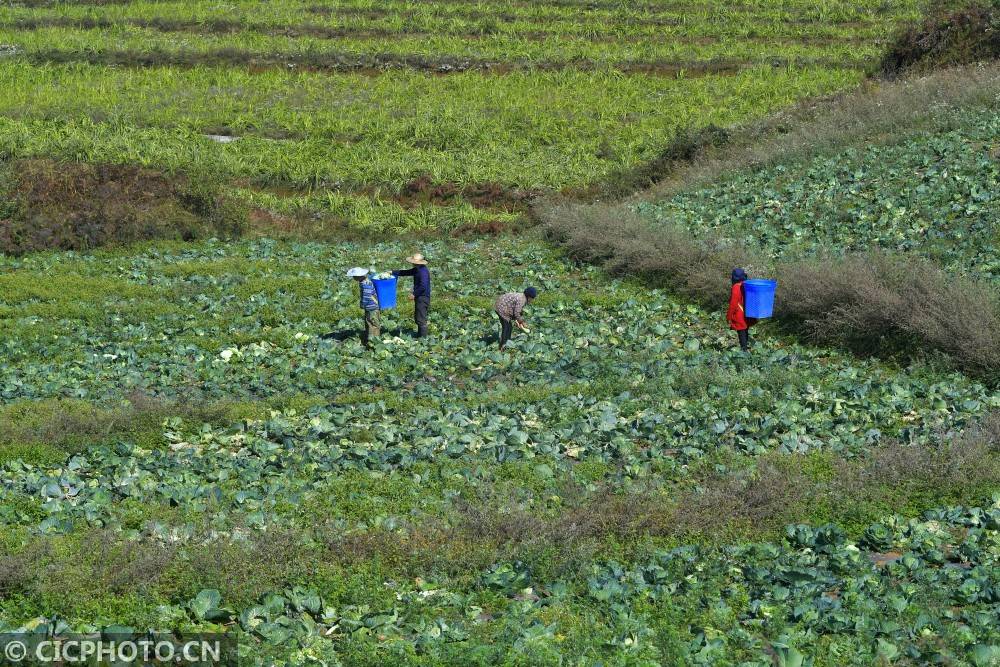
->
[727,281,750,330]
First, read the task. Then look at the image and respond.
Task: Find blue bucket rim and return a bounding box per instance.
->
[745,279,777,287]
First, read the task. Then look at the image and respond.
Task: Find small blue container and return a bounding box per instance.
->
[744,279,777,318]
[372,276,398,310]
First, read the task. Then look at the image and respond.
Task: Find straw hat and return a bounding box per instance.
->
[346,267,369,277]
[405,253,428,265]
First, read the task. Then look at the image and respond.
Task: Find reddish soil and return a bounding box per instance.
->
[392,174,539,212]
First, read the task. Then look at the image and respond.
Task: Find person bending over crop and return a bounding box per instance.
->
[348,267,380,347]
[391,253,431,338]
[727,268,756,352]
[495,286,537,350]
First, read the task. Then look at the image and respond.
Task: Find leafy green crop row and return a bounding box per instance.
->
[1,238,995,460]
[0,0,921,36]
[0,24,885,66]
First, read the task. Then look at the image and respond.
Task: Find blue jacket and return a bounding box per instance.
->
[359,279,379,311]
[393,265,431,298]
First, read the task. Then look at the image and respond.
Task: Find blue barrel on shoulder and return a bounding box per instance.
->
[744,279,777,318]
[372,276,398,309]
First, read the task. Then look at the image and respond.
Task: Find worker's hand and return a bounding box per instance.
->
[408,294,415,301]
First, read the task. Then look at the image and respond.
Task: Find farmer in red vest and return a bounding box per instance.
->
[727,268,756,352]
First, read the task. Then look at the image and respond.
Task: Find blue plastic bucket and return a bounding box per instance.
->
[372,277,398,310]
[744,279,777,319]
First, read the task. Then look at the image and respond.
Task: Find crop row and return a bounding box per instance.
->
[0,16,893,53]
[0,25,883,70]
[1,239,994,465]
[5,0,921,32]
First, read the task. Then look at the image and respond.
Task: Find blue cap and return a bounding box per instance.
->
[731,268,747,283]
[524,286,538,299]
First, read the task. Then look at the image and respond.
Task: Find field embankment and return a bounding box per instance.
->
[538,63,1000,381]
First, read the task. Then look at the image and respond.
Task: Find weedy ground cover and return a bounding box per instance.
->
[0,238,998,664]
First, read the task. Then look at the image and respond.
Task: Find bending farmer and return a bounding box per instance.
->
[392,252,431,338]
[348,267,380,347]
[726,268,756,352]
[494,286,537,350]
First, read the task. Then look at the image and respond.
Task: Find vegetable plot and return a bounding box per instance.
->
[0,238,998,665]
[638,105,1000,280]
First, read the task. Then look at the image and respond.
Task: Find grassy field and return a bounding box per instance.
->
[0,0,919,232]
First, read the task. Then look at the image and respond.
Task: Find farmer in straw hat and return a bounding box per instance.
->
[494,286,537,350]
[347,267,379,347]
[392,252,431,338]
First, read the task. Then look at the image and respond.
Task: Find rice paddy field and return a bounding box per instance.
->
[0,0,920,231]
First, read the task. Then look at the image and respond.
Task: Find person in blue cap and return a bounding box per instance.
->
[347,267,379,347]
[494,286,537,350]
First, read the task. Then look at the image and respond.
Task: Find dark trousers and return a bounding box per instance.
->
[414,295,430,337]
[737,328,750,351]
[498,313,513,349]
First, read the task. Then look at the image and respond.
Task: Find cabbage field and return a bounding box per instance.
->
[637,98,1000,281]
[1,238,999,665]
[2,0,1000,665]
[0,0,921,231]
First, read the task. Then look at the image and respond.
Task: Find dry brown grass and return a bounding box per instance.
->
[0,159,246,256]
[541,203,754,298]
[776,253,1000,375]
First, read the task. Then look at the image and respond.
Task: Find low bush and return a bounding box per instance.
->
[0,159,246,256]
[776,254,1000,377]
[539,201,1000,381]
[586,124,731,201]
[881,1,1000,77]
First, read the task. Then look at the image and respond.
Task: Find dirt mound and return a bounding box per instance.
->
[0,159,246,256]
